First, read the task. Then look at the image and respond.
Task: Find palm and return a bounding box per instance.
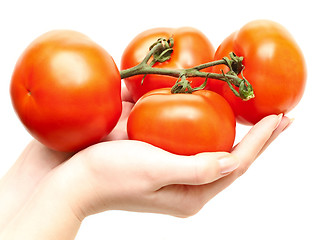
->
[103,101,134,141]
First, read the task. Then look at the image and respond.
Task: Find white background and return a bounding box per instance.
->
[0,0,319,239]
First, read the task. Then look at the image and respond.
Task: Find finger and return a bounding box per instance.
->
[151,153,240,217]
[155,151,240,188]
[121,80,134,102]
[256,116,292,158]
[184,114,287,203]
[101,141,240,187]
[232,114,283,173]
[82,140,238,188]
[150,115,291,216]
[103,101,134,141]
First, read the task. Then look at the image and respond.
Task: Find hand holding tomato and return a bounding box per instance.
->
[2,20,306,239]
[0,113,291,239]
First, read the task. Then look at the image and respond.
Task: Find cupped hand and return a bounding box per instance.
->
[0,82,291,239]
[60,113,290,219]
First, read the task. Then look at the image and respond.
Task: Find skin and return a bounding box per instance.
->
[0,83,291,239]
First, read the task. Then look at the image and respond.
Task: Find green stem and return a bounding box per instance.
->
[119,37,254,101]
[120,62,181,79]
[192,59,226,71]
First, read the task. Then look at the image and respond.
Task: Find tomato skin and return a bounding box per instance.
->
[121,27,215,102]
[127,89,236,155]
[209,20,307,125]
[10,30,122,152]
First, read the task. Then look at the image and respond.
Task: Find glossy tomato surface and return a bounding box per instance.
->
[210,20,307,125]
[10,30,122,152]
[121,27,215,102]
[127,89,236,155]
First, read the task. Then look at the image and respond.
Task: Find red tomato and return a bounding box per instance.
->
[121,27,215,102]
[127,89,236,155]
[209,20,307,125]
[10,30,122,152]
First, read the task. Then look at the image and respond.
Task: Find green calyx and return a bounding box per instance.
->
[170,74,208,94]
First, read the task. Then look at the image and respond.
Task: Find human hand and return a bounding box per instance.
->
[58,113,291,218]
[0,110,291,239]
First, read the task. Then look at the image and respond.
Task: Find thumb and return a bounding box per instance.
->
[157,152,240,187]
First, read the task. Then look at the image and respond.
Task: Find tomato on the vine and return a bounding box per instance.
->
[127,88,236,155]
[10,30,122,152]
[121,27,215,102]
[209,20,307,125]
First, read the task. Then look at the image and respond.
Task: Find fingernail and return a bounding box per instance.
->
[219,155,240,174]
[275,113,283,129]
[282,118,294,132]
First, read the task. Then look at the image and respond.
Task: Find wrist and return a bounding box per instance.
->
[47,153,109,220]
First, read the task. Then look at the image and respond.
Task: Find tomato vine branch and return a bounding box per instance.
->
[119,37,254,101]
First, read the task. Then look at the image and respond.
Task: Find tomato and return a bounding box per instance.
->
[10,30,122,152]
[121,27,215,102]
[209,20,307,125]
[127,89,236,155]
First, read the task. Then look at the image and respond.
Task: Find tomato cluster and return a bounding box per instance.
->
[10,20,306,154]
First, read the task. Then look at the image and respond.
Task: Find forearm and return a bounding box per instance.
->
[0,140,71,231]
[0,172,82,240]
